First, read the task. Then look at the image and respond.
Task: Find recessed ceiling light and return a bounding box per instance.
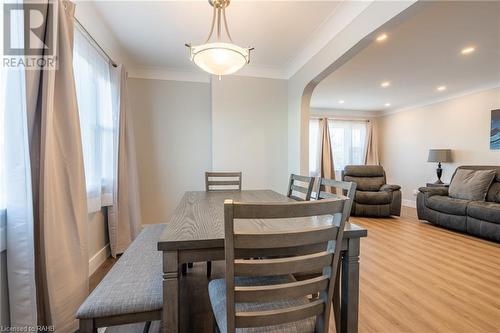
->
[338,100,345,104]
[381,81,391,88]
[437,85,447,91]
[461,46,475,55]
[385,103,391,107]
[376,33,388,42]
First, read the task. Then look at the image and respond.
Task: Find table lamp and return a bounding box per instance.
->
[427,149,452,184]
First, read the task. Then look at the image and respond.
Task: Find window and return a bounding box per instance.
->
[309,119,367,176]
[73,26,116,213]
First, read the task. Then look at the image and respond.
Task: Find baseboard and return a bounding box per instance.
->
[402,199,416,208]
[89,244,110,276]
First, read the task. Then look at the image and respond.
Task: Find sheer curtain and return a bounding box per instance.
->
[1,5,38,328]
[309,119,368,175]
[73,25,115,213]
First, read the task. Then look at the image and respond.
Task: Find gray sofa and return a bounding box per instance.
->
[417,166,500,242]
[342,165,402,217]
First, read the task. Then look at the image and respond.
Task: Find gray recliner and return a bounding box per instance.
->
[341,165,402,217]
[417,165,500,242]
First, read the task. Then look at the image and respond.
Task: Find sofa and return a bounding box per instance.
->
[417,166,500,242]
[341,165,402,217]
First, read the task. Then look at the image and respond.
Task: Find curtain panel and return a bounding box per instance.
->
[107,65,142,257]
[317,118,335,192]
[24,1,89,331]
[364,119,380,165]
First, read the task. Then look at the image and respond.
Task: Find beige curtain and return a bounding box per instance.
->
[317,118,335,192]
[364,119,380,165]
[25,1,89,331]
[107,65,142,257]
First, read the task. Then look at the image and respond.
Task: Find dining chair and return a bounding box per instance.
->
[208,184,355,333]
[189,171,242,278]
[287,174,315,201]
[206,172,242,191]
[316,177,356,202]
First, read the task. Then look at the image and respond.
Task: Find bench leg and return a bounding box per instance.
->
[143,321,152,333]
[207,261,212,278]
[79,319,96,333]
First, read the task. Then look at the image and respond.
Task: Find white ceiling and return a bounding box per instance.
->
[84,1,343,79]
[310,1,500,113]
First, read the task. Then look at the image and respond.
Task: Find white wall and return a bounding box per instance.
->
[128,78,212,224]
[378,87,500,207]
[212,76,289,194]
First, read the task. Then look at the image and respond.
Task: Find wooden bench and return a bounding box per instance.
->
[77,224,165,332]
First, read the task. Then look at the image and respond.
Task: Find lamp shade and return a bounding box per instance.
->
[427,149,452,163]
[189,42,250,76]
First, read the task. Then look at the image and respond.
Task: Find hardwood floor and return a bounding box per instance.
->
[90,211,500,332]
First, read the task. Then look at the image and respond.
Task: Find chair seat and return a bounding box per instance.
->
[77,224,165,319]
[468,201,500,224]
[355,191,392,205]
[208,276,316,333]
[425,195,470,215]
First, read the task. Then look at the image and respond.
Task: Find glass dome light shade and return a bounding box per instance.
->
[189,42,250,76]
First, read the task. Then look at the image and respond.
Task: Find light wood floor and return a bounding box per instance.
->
[91,209,500,333]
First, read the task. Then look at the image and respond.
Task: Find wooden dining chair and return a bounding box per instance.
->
[206,172,242,191]
[188,172,242,278]
[208,186,355,333]
[316,177,356,202]
[287,174,315,201]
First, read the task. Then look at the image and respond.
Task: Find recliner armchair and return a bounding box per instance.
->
[341,165,402,217]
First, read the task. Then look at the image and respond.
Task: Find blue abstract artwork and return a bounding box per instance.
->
[492,109,500,150]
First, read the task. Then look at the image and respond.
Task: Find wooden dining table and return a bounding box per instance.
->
[157,190,367,333]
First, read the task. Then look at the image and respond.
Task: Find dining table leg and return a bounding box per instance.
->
[162,250,179,333]
[340,237,361,333]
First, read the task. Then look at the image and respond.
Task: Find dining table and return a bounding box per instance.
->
[157,189,367,333]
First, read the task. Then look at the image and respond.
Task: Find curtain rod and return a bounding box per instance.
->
[310,116,370,122]
[74,18,118,67]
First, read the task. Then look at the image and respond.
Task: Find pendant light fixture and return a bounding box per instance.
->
[186,0,253,76]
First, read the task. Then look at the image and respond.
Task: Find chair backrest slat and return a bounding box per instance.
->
[235,299,325,328]
[233,199,345,219]
[223,179,356,332]
[235,275,329,303]
[234,251,334,276]
[206,171,242,191]
[287,174,314,201]
[235,242,327,259]
[234,225,339,249]
[316,178,356,200]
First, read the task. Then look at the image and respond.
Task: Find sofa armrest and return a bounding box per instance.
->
[380,184,401,192]
[418,187,449,197]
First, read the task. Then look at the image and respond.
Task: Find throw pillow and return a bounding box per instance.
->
[449,169,496,201]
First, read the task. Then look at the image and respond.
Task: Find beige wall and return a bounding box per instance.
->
[128,78,212,224]
[212,76,289,194]
[378,87,500,206]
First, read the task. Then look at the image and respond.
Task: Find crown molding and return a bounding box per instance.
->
[378,83,500,118]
